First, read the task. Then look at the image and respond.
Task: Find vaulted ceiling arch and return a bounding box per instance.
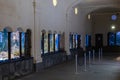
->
[66,0,120,16]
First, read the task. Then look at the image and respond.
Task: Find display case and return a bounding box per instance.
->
[50,34,54,52]
[73,34,76,48]
[21,32,25,56]
[85,35,91,47]
[75,34,78,48]
[0,31,8,61]
[11,31,20,59]
[44,32,48,54]
[108,32,115,46]
[55,34,60,51]
[116,32,120,46]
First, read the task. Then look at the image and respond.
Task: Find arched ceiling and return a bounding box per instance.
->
[77,0,120,6]
[90,7,120,14]
[68,0,120,15]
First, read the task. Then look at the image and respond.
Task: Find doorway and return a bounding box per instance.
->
[95,34,103,47]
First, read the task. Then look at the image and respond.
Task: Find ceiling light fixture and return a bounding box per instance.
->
[88,14,91,20]
[75,8,78,15]
[53,0,57,7]
[111,25,116,30]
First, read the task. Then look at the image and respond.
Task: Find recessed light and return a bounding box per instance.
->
[88,14,91,20]
[53,0,57,7]
[75,8,78,15]
[111,25,116,30]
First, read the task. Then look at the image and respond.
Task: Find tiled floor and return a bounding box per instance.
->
[19,56,120,80]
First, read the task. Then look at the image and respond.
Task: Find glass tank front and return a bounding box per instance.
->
[108,32,115,46]
[73,34,76,48]
[55,34,60,51]
[44,33,48,54]
[21,32,25,56]
[75,34,78,48]
[50,34,54,52]
[116,32,120,46]
[85,35,91,47]
[85,35,89,47]
[11,31,20,59]
[0,31,8,61]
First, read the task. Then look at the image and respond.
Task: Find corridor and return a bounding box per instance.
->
[19,55,120,80]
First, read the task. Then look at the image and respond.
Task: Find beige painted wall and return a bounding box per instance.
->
[33,0,93,63]
[1,0,117,63]
[0,0,34,31]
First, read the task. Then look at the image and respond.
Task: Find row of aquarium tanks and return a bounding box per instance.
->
[69,34,91,49]
[108,32,120,46]
[41,31,120,55]
[69,32,120,49]
[41,33,60,54]
[69,34,81,49]
[41,33,92,54]
[0,29,25,62]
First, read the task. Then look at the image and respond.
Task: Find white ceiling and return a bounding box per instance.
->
[72,0,120,15]
[80,0,120,4]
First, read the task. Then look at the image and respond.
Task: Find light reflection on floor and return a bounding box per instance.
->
[115,56,120,61]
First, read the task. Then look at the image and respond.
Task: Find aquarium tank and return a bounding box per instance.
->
[108,32,115,46]
[0,30,9,61]
[50,34,54,52]
[85,35,91,47]
[85,35,89,47]
[75,34,78,48]
[21,32,25,56]
[11,31,20,59]
[116,32,120,46]
[55,34,60,51]
[44,33,48,54]
[73,34,75,48]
